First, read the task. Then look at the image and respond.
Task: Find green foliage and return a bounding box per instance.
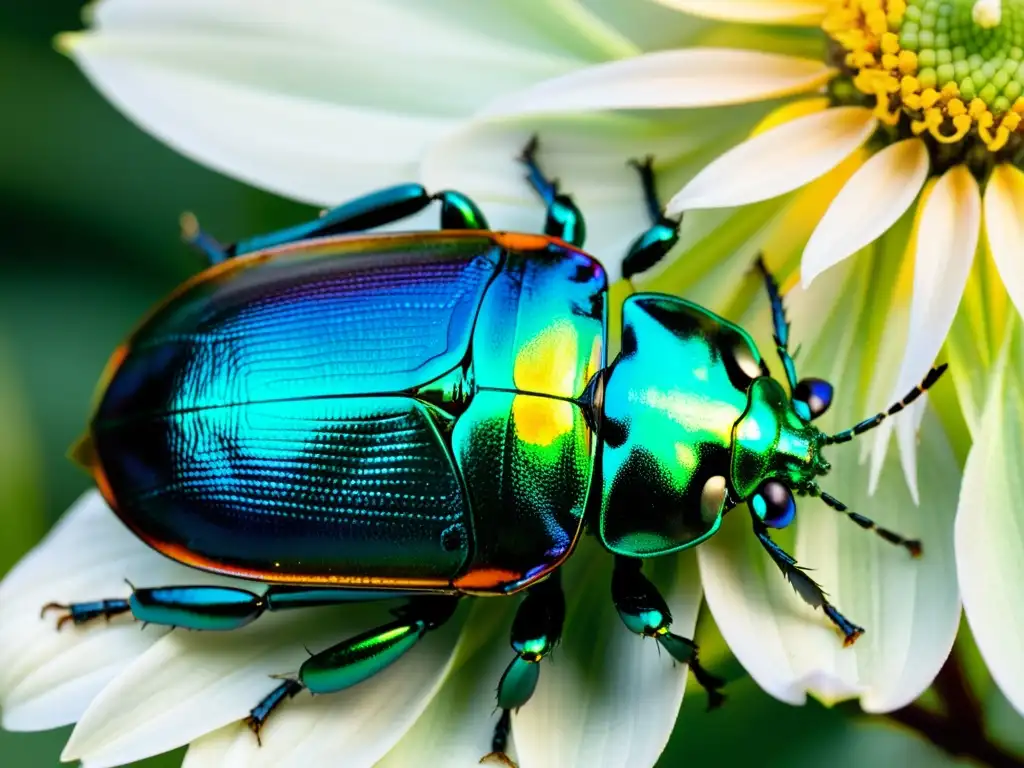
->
[0,1,309,764]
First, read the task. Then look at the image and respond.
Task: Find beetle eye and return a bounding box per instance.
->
[793,378,834,421]
[751,480,796,529]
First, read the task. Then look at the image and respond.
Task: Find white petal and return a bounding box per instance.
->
[579,0,713,52]
[651,0,828,25]
[423,103,777,279]
[703,414,960,712]
[802,139,929,287]
[91,0,637,63]
[64,0,619,206]
[67,604,460,768]
[667,107,877,213]
[0,491,235,731]
[482,49,834,118]
[513,540,703,768]
[984,164,1024,321]
[868,165,980,498]
[701,264,960,711]
[956,333,1024,717]
[697,512,814,705]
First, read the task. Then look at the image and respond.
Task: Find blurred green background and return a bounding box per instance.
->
[1,2,1021,767]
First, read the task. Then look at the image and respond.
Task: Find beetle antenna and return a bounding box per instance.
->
[815,489,922,557]
[753,255,798,393]
[823,364,947,445]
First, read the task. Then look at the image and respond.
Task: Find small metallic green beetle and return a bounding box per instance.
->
[46,137,944,766]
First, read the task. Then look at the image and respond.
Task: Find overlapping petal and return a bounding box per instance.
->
[667,107,877,213]
[802,139,929,288]
[955,328,1024,717]
[375,600,512,767]
[422,103,775,276]
[700,259,961,712]
[984,164,1024,321]
[66,604,461,767]
[481,49,833,118]
[869,166,981,499]
[652,0,828,26]
[61,0,632,206]
[513,543,702,768]
[0,491,240,732]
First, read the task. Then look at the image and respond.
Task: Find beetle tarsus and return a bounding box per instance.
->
[246,678,304,744]
[687,654,727,710]
[835,618,868,651]
[515,135,586,247]
[40,602,73,631]
[480,709,516,767]
[620,156,680,281]
[518,134,540,165]
[243,714,264,747]
[626,154,667,225]
[517,134,554,199]
[180,211,229,265]
[41,598,132,630]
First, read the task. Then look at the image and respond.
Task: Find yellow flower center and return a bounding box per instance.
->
[823,0,1024,157]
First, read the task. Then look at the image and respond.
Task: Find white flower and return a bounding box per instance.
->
[1,0,1001,764]
[1,491,703,767]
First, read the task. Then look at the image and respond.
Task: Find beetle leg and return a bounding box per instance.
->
[620,156,681,282]
[518,135,586,248]
[41,584,414,633]
[245,596,460,743]
[611,556,726,709]
[187,183,488,263]
[231,183,435,257]
[40,599,131,630]
[481,570,565,768]
[752,522,865,646]
[180,212,230,265]
[480,709,516,767]
[753,255,798,390]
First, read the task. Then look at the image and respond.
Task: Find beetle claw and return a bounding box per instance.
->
[243,715,264,747]
[518,134,540,164]
[479,752,518,768]
[40,602,74,631]
[40,601,67,618]
[843,628,865,647]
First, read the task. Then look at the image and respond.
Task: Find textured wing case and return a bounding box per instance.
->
[98,397,468,583]
[93,235,499,587]
[89,232,607,591]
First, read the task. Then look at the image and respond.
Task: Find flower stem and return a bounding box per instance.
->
[884,650,1023,768]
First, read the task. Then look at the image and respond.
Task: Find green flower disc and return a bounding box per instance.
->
[900,0,1024,113]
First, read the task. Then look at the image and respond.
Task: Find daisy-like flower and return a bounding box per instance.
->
[1,490,704,767]
[2,0,1019,766]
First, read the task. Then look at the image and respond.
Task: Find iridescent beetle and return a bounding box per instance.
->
[48,138,945,765]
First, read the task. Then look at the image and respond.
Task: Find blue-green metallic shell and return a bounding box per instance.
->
[732,377,828,499]
[599,294,764,558]
[88,232,605,594]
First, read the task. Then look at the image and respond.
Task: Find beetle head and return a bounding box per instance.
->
[731,377,830,496]
[732,363,948,532]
